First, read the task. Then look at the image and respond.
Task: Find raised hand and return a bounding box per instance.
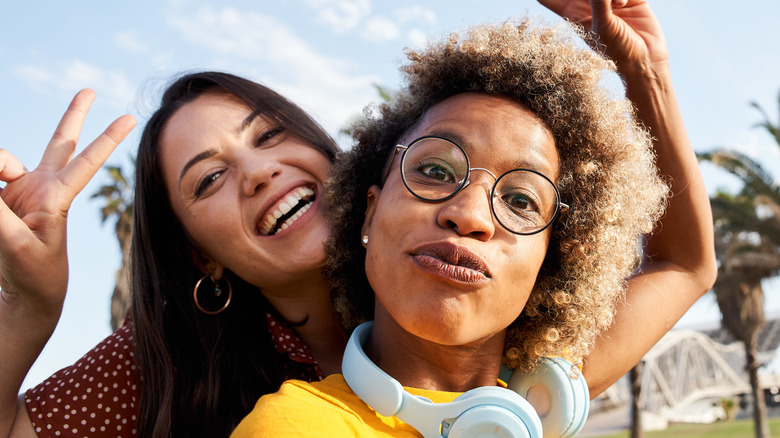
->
[0,89,136,314]
[538,0,667,73]
[539,1,718,399]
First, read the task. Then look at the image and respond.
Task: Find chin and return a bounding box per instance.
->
[403,316,478,346]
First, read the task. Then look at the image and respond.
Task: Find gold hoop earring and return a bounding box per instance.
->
[193,275,232,315]
[361,235,369,246]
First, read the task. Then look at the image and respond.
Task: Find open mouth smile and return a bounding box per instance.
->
[257,186,315,236]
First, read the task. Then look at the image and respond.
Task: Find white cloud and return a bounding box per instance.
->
[168,5,350,73]
[393,5,436,26]
[13,61,136,110]
[115,30,150,54]
[304,0,372,34]
[167,4,382,137]
[12,65,55,92]
[407,28,428,49]
[360,16,399,42]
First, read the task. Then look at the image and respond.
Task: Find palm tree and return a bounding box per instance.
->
[91,160,134,331]
[339,84,394,138]
[698,92,780,438]
[629,363,644,438]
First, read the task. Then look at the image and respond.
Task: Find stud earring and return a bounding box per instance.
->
[362,235,369,246]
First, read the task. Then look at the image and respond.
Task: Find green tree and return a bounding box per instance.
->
[91,160,134,331]
[698,93,780,438]
[339,84,394,138]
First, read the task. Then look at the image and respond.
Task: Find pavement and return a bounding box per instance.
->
[578,405,630,437]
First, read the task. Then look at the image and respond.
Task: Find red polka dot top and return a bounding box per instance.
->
[25,312,323,437]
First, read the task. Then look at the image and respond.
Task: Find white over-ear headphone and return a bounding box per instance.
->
[506,358,589,438]
[342,322,589,438]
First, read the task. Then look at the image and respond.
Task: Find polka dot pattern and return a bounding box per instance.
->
[25,322,139,437]
[266,312,324,382]
[25,312,323,435]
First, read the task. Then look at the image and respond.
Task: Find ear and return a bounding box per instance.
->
[191,250,225,280]
[361,185,382,239]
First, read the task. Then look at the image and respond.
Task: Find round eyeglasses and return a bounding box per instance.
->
[386,135,568,235]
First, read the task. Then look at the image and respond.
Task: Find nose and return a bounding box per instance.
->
[436,174,496,240]
[241,153,283,196]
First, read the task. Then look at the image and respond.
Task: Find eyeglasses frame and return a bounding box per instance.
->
[384,135,569,236]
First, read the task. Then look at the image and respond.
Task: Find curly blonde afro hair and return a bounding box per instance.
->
[325,16,668,372]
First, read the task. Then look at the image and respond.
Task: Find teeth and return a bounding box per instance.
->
[279,201,292,215]
[258,187,315,236]
[274,202,312,235]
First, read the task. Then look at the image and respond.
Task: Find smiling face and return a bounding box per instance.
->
[363,92,559,347]
[160,91,332,292]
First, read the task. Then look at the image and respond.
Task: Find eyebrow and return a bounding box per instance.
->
[178,111,260,184]
[179,150,217,184]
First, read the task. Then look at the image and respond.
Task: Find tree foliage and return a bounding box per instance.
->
[91,158,135,331]
[697,92,780,438]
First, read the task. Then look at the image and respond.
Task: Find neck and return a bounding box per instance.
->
[262,270,347,376]
[366,311,504,392]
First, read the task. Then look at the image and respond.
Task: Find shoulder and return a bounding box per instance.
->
[232,375,369,437]
[232,376,436,438]
[25,324,139,436]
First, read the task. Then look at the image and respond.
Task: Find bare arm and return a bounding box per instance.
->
[0,90,136,436]
[538,0,717,396]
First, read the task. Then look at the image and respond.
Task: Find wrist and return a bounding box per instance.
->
[621,58,673,102]
[1,287,64,326]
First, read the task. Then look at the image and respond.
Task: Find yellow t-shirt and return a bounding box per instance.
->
[231,374,462,437]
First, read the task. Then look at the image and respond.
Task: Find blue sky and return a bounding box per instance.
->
[2,0,779,389]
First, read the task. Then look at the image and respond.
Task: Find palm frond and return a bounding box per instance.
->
[749,95,780,146]
[703,149,779,202]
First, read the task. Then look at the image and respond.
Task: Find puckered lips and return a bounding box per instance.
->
[411,241,492,284]
[257,185,316,236]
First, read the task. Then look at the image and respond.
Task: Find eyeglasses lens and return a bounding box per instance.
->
[400,137,560,235]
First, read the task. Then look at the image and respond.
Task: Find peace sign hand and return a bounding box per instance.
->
[0,89,136,316]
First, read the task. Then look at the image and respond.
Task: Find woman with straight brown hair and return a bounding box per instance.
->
[1,1,715,436]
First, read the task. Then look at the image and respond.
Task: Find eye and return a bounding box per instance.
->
[194,170,225,198]
[413,159,457,183]
[255,126,286,148]
[500,190,542,215]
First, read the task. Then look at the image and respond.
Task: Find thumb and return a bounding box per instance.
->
[589,0,614,32]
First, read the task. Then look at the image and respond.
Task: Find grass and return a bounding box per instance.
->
[588,417,780,438]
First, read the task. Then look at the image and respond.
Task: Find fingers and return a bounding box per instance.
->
[39,89,96,172]
[536,0,564,14]
[0,195,33,257]
[590,0,612,14]
[0,149,28,183]
[59,114,137,195]
[589,0,614,26]
[537,0,594,28]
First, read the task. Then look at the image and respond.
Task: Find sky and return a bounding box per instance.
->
[2,0,780,390]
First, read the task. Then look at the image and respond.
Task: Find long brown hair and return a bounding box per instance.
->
[131,71,339,437]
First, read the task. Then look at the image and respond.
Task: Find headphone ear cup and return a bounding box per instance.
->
[444,387,542,438]
[506,358,589,438]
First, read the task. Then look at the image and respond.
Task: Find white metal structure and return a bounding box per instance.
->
[591,319,780,421]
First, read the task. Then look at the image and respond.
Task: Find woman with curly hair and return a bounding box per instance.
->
[1,1,713,437]
[232,2,715,437]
